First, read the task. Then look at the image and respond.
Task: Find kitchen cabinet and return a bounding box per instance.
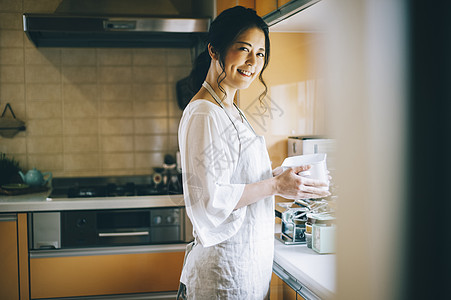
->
[30,248,185,299]
[0,213,30,300]
[270,272,303,300]
[256,0,277,16]
[216,0,255,15]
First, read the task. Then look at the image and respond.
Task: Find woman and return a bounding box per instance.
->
[177,6,330,299]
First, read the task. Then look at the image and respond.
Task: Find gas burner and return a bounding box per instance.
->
[49,175,182,199]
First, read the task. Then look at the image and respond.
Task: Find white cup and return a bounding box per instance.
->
[282,153,329,191]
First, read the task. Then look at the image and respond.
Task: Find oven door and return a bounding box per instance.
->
[60,208,182,248]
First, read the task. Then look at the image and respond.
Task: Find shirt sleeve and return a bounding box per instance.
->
[179,109,246,247]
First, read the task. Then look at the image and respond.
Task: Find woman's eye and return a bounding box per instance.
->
[257,53,265,58]
[240,47,250,52]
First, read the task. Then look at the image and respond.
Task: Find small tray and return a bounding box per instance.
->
[0,185,49,196]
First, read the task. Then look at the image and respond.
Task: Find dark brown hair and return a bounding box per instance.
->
[187,6,270,103]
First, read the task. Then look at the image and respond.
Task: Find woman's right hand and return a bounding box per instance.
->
[274,166,330,199]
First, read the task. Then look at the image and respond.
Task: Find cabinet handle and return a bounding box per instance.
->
[0,214,17,221]
[98,231,149,237]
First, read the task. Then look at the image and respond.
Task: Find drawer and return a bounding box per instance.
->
[30,248,184,299]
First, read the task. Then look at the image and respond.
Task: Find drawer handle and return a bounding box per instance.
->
[98,231,149,237]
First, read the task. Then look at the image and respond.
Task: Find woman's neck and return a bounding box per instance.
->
[204,76,236,108]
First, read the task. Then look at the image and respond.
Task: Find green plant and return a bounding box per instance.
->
[0,152,21,186]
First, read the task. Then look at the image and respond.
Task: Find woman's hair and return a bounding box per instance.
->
[187,6,270,103]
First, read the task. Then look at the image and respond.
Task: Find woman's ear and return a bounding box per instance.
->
[208,43,218,60]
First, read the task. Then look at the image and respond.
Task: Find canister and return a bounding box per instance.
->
[308,214,336,254]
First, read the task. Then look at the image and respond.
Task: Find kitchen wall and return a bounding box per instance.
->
[0,0,190,177]
[240,31,326,169]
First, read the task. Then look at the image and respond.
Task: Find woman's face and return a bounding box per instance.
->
[218,27,266,91]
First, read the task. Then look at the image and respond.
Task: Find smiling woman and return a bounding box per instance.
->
[176,6,329,300]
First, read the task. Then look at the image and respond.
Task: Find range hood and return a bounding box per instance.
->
[23,0,211,48]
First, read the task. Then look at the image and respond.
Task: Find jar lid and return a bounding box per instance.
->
[307,213,335,225]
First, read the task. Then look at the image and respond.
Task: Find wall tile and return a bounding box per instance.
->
[62,66,97,83]
[0,65,24,83]
[98,66,132,83]
[0,16,197,176]
[1,100,25,118]
[99,118,134,135]
[167,66,190,83]
[133,49,166,65]
[134,152,165,170]
[25,48,61,65]
[63,83,97,102]
[134,135,167,152]
[27,136,63,154]
[61,49,96,65]
[27,119,63,136]
[0,48,24,65]
[133,100,167,117]
[0,136,26,154]
[64,136,99,153]
[0,30,23,47]
[0,0,22,11]
[26,101,62,119]
[27,154,63,172]
[63,118,98,135]
[26,65,60,83]
[133,83,167,101]
[1,83,24,101]
[102,153,134,170]
[101,136,134,152]
[64,98,98,118]
[64,153,100,171]
[169,98,183,117]
[0,13,22,30]
[167,49,192,67]
[23,0,61,13]
[132,66,166,83]
[168,134,179,152]
[99,101,133,117]
[26,83,61,101]
[24,36,35,49]
[134,118,168,135]
[98,49,132,65]
[168,117,180,134]
[99,83,132,101]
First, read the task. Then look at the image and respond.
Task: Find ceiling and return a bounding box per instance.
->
[270,0,329,33]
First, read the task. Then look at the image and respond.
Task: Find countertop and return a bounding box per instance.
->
[0,191,185,212]
[2,192,335,299]
[273,231,335,299]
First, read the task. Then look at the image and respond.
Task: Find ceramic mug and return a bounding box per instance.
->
[282,153,329,191]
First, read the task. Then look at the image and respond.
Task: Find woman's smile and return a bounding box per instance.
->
[237,69,254,77]
[221,27,266,90]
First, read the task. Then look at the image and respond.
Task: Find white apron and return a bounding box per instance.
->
[180,83,275,299]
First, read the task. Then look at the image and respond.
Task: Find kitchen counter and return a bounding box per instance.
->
[0,192,185,212]
[273,235,335,299]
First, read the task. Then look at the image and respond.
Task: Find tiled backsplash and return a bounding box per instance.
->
[0,0,191,177]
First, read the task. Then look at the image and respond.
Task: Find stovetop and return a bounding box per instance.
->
[49,175,182,198]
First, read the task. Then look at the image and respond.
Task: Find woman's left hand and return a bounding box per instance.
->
[272,166,283,177]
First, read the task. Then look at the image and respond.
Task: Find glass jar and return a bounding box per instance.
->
[308,213,336,254]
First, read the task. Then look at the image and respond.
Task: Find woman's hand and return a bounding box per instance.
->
[272,166,283,177]
[273,166,330,199]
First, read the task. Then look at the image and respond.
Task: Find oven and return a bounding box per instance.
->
[29,207,187,250]
[29,175,190,250]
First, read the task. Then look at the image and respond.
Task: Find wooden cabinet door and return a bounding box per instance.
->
[30,250,185,299]
[217,0,256,15]
[0,214,19,300]
[278,0,293,8]
[256,0,277,17]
